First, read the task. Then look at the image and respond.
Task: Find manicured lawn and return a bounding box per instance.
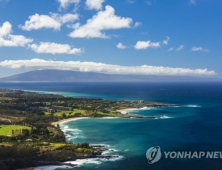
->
[49,143,66,147]
[45,109,88,117]
[54,109,87,117]
[38,143,67,149]
[0,125,31,136]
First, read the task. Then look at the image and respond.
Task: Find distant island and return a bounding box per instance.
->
[0,69,221,82]
[0,89,171,169]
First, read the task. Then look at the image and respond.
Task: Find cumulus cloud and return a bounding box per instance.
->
[191,46,209,52]
[0,59,216,76]
[0,21,11,37]
[85,0,105,10]
[176,45,184,51]
[69,5,133,38]
[0,35,33,47]
[163,36,170,45]
[29,42,83,55]
[117,42,126,49]
[20,13,79,31]
[57,0,80,9]
[134,40,161,50]
[134,37,170,50]
[0,21,33,47]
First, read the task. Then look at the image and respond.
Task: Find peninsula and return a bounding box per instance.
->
[0,89,169,169]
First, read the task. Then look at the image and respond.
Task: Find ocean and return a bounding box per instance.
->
[0,82,222,170]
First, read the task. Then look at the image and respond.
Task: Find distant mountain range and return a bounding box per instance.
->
[0,70,221,82]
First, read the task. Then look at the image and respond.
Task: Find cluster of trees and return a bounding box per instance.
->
[0,144,38,170]
[0,142,93,170]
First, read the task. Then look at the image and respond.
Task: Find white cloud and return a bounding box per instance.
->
[57,0,80,9]
[134,40,161,50]
[0,58,216,76]
[191,46,209,52]
[117,42,126,49]
[85,0,105,10]
[52,13,79,24]
[0,22,33,47]
[29,42,83,55]
[134,22,142,28]
[168,47,174,52]
[69,5,133,39]
[176,45,184,51]
[0,35,33,47]
[134,37,170,50]
[0,21,11,37]
[190,0,196,5]
[20,14,60,31]
[163,36,170,45]
[20,13,79,31]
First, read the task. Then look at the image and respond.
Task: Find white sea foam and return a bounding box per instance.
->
[141,107,154,110]
[61,125,86,140]
[160,115,172,119]
[90,144,111,147]
[66,155,124,167]
[169,104,201,108]
[186,104,201,107]
[120,107,154,114]
[63,125,69,129]
[34,165,72,170]
[66,158,102,166]
[102,148,119,155]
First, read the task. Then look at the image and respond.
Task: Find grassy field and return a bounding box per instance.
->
[45,109,89,117]
[42,143,66,148]
[0,125,31,136]
[45,108,121,118]
[0,97,12,101]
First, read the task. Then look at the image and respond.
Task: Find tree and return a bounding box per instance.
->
[62,113,67,118]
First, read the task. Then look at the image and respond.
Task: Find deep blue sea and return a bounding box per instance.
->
[0,82,222,170]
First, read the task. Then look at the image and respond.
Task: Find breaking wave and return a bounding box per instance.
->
[61,125,86,141]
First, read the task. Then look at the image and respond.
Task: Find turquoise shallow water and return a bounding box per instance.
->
[59,106,202,170]
[1,82,222,169]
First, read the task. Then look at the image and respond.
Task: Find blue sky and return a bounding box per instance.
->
[0,0,221,77]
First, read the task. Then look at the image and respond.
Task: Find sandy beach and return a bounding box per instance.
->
[51,117,89,126]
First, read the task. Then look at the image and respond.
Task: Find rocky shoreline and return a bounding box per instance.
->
[20,145,119,169]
